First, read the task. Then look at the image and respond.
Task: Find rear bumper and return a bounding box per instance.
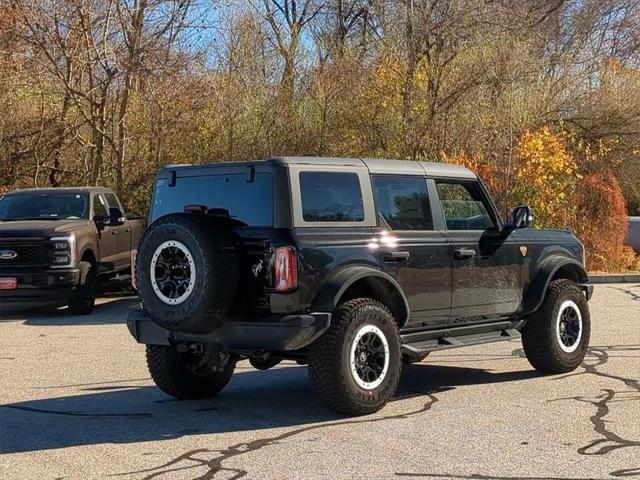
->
[0,268,79,306]
[126,309,331,353]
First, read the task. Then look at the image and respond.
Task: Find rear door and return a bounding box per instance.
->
[372,175,451,327]
[434,179,523,323]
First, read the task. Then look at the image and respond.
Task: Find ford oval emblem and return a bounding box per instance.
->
[0,249,18,260]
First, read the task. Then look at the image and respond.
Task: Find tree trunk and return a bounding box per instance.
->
[116,0,147,197]
[49,92,71,187]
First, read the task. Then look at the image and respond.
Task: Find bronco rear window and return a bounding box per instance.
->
[151,172,273,226]
[299,172,364,222]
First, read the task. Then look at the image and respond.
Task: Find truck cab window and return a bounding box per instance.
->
[93,195,108,217]
[104,193,124,213]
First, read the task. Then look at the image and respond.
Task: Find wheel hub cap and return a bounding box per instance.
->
[150,240,196,305]
[556,300,583,353]
[349,325,390,390]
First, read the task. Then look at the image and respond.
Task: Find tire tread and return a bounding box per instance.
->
[522,279,590,373]
[308,298,401,416]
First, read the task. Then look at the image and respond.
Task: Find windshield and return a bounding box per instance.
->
[0,193,89,221]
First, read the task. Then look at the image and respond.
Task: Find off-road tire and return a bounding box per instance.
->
[68,261,96,315]
[308,298,402,416]
[146,345,235,399]
[136,213,238,333]
[522,279,590,373]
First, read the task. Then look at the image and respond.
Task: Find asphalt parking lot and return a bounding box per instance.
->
[0,285,638,480]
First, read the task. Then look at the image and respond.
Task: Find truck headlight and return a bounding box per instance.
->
[50,235,76,268]
[52,254,71,264]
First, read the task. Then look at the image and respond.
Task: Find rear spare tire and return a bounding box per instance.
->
[136,213,238,333]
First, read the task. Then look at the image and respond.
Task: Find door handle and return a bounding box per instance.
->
[453,248,476,259]
[111,230,118,236]
[384,251,411,262]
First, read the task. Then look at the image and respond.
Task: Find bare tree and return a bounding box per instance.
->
[250,0,324,98]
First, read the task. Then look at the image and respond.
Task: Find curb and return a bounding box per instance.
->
[589,274,640,284]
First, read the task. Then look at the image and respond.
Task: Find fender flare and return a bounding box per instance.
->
[523,255,589,315]
[311,266,410,326]
[77,243,97,266]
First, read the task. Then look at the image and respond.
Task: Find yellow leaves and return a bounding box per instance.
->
[511,126,582,229]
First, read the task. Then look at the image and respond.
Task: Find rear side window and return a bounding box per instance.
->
[372,176,433,230]
[300,172,364,222]
[152,172,273,226]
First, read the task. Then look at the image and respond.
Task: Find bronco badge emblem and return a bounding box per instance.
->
[520,246,528,257]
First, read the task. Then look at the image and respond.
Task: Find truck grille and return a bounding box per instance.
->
[0,239,51,267]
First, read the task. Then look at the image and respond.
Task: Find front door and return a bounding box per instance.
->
[104,192,130,270]
[92,193,120,274]
[372,175,451,327]
[435,180,523,323]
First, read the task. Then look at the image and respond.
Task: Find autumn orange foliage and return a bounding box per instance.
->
[440,151,504,194]
[443,127,639,272]
[574,173,640,272]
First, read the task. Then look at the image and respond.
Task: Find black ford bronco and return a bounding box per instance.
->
[128,157,593,415]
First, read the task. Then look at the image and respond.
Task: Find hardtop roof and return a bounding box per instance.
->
[160,157,477,179]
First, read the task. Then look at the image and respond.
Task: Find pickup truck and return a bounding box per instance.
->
[0,187,145,314]
[128,157,592,415]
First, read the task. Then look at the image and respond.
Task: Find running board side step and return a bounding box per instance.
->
[401,321,520,356]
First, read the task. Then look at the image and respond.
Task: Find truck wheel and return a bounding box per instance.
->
[146,345,235,399]
[522,279,590,373]
[136,213,238,333]
[68,261,96,315]
[308,298,402,416]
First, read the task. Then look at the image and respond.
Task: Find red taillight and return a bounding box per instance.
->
[274,246,297,292]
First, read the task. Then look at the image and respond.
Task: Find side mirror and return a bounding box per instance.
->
[94,215,110,229]
[108,207,125,227]
[510,206,533,229]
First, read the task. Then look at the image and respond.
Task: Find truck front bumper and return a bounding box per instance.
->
[0,268,80,307]
[127,309,332,353]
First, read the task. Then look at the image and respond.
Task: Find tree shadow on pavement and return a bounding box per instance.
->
[0,362,540,454]
[0,296,138,326]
